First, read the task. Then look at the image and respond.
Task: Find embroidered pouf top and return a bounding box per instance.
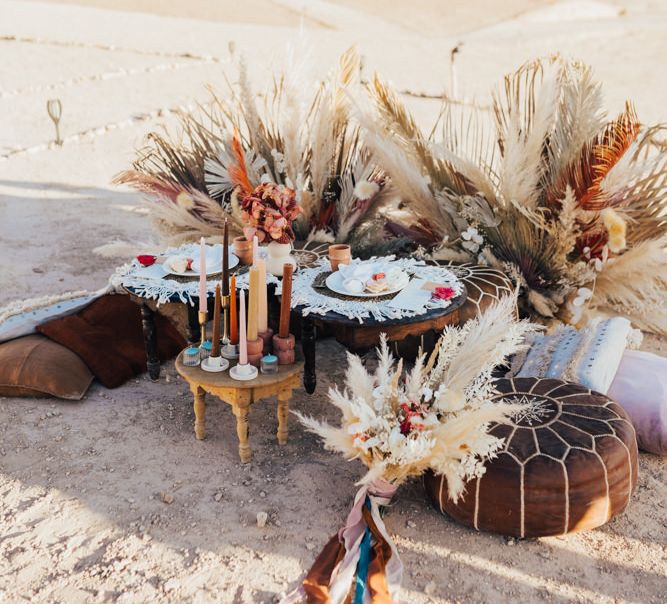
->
[424,377,638,538]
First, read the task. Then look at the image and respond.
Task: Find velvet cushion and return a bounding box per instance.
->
[424,378,638,538]
[608,350,667,455]
[0,334,93,400]
[38,294,185,388]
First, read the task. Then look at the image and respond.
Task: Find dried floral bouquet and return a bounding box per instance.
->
[359,56,667,334]
[286,296,537,603]
[115,46,391,251]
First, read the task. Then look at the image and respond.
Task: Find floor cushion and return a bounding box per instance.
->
[0,334,93,400]
[511,318,633,394]
[38,294,186,388]
[438,262,516,323]
[424,377,638,538]
[608,350,667,455]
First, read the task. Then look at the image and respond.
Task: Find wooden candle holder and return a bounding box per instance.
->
[259,328,274,355]
[272,333,295,365]
[246,337,263,367]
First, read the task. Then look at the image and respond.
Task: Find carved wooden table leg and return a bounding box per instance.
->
[186,302,201,344]
[233,404,252,463]
[301,316,316,394]
[141,302,160,381]
[192,385,206,440]
[277,387,290,445]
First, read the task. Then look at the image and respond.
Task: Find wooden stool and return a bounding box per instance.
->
[175,352,304,463]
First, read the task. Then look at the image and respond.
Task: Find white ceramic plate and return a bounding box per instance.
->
[164,248,239,277]
[325,270,410,298]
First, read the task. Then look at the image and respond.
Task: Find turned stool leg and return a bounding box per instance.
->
[233,404,252,463]
[277,389,290,445]
[192,386,206,440]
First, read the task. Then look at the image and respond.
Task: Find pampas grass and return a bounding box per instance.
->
[296,296,539,497]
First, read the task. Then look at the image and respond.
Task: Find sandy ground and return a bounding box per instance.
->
[0,1,666,602]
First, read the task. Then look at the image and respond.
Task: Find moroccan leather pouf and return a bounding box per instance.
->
[424,377,638,538]
[439,262,516,323]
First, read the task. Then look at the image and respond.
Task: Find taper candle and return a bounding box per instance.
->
[198,237,207,312]
[247,266,259,341]
[211,283,221,357]
[239,289,248,365]
[252,235,259,265]
[229,275,238,345]
[257,256,268,334]
[279,263,293,338]
[222,220,229,296]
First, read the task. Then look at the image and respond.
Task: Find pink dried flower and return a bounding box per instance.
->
[432,287,456,301]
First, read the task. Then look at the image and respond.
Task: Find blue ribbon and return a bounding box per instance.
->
[353,497,373,604]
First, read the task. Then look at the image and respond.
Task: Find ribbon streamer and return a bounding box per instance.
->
[282,479,402,603]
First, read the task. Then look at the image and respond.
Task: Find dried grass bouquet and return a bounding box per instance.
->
[288,295,538,603]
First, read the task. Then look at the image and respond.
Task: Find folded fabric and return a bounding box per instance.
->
[0,334,93,400]
[511,317,633,394]
[38,294,185,388]
[608,350,667,455]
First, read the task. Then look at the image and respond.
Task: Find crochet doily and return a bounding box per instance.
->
[111,243,280,306]
[275,258,463,323]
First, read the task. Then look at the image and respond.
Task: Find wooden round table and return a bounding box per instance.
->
[175,353,304,463]
[294,290,467,394]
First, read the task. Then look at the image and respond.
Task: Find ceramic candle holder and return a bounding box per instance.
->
[272,333,295,365]
[328,244,351,272]
[233,236,254,265]
[246,337,263,367]
[201,355,229,373]
[259,328,274,355]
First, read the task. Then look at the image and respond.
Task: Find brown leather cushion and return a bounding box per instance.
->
[0,334,93,400]
[424,378,638,537]
[38,294,185,388]
[439,263,516,323]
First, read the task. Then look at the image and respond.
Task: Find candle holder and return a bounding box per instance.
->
[201,355,229,373]
[246,338,263,368]
[199,340,213,362]
[260,354,278,374]
[258,328,274,355]
[230,361,258,381]
[221,294,239,360]
[182,346,201,367]
[272,333,296,365]
[198,310,208,347]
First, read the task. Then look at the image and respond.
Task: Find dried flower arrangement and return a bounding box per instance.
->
[359,57,667,334]
[114,46,390,251]
[239,181,301,243]
[289,296,538,601]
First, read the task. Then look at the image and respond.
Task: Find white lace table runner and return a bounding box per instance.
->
[275,258,463,322]
[110,243,278,306]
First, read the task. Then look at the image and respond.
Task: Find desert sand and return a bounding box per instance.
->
[1,1,666,602]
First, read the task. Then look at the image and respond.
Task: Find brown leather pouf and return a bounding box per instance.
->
[439,262,516,323]
[424,378,638,538]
